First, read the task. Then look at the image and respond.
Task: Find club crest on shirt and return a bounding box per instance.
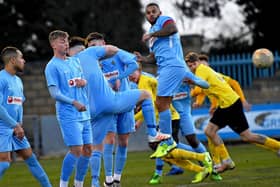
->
[104,70,119,80]
[7,96,23,105]
[173,92,188,100]
[111,60,115,65]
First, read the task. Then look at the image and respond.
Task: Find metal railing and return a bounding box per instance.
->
[209,51,280,88]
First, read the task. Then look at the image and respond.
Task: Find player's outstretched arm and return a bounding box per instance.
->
[103,44,119,58]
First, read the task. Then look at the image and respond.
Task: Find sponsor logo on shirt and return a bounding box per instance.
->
[68,77,81,87]
[173,92,188,100]
[104,70,119,80]
[7,96,23,105]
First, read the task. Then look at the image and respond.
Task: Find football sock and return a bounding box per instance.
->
[142,98,157,136]
[25,153,52,187]
[90,151,102,187]
[114,145,127,175]
[75,155,90,182]
[263,137,280,150]
[216,143,231,161]
[159,109,172,134]
[113,173,121,182]
[185,71,209,89]
[193,142,207,153]
[60,180,68,187]
[163,158,203,172]
[0,161,10,179]
[61,152,78,182]
[177,142,195,152]
[208,138,221,166]
[155,158,164,176]
[103,143,114,177]
[74,180,83,187]
[167,148,205,161]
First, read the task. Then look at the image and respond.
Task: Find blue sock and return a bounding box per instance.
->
[91,151,102,187]
[75,155,90,182]
[114,145,127,175]
[0,162,10,179]
[61,152,78,182]
[155,158,164,176]
[142,98,157,136]
[103,144,114,177]
[159,109,172,134]
[193,142,207,153]
[25,153,52,187]
[185,71,209,89]
[177,142,194,151]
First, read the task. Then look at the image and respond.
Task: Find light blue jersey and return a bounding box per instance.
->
[0,70,30,152]
[148,15,194,96]
[78,47,140,118]
[149,15,187,70]
[100,50,138,134]
[45,56,90,122]
[78,46,141,144]
[0,70,24,132]
[101,49,138,92]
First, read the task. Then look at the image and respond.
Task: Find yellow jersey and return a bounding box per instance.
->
[195,64,239,108]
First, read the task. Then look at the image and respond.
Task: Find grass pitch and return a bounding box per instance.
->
[1,144,280,187]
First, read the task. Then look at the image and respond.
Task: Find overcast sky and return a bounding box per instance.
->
[140,0,251,41]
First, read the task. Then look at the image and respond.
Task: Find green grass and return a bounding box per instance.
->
[1,144,280,187]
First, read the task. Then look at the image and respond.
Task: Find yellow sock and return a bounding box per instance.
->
[216,144,231,161]
[263,137,280,151]
[166,149,205,161]
[254,143,276,152]
[208,138,221,165]
[163,158,204,173]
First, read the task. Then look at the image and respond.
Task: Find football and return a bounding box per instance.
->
[252,48,274,68]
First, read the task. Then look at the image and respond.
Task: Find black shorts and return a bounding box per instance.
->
[210,99,249,134]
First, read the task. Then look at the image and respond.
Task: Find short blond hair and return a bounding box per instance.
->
[48,30,69,44]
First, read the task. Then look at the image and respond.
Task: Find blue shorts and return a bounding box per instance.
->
[107,110,135,134]
[172,98,195,136]
[58,119,92,146]
[0,131,30,152]
[157,66,186,96]
[91,114,115,145]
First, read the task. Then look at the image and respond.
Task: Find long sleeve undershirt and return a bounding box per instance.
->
[48,85,74,104]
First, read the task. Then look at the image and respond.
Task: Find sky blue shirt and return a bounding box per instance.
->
[149,15,187,70]
[77,46,116,118]
[0,70,24,131]
[44,56,90,121]
[100,49,138,91]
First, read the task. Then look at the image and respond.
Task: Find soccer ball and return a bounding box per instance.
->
[252,48,274,68]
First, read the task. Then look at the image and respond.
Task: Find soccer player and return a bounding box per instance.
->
[85,32,138,187]
[68,36,86,57]
[191,54,252,173]
[60,30,169,187]
[45,30,92,187]
[171,81,226,180]
[192,54,252,113]
[129,65,215,184]
[185,52,280,173]
[129,65,181,184]
[0,46,52,187]
[134,2,209,155]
